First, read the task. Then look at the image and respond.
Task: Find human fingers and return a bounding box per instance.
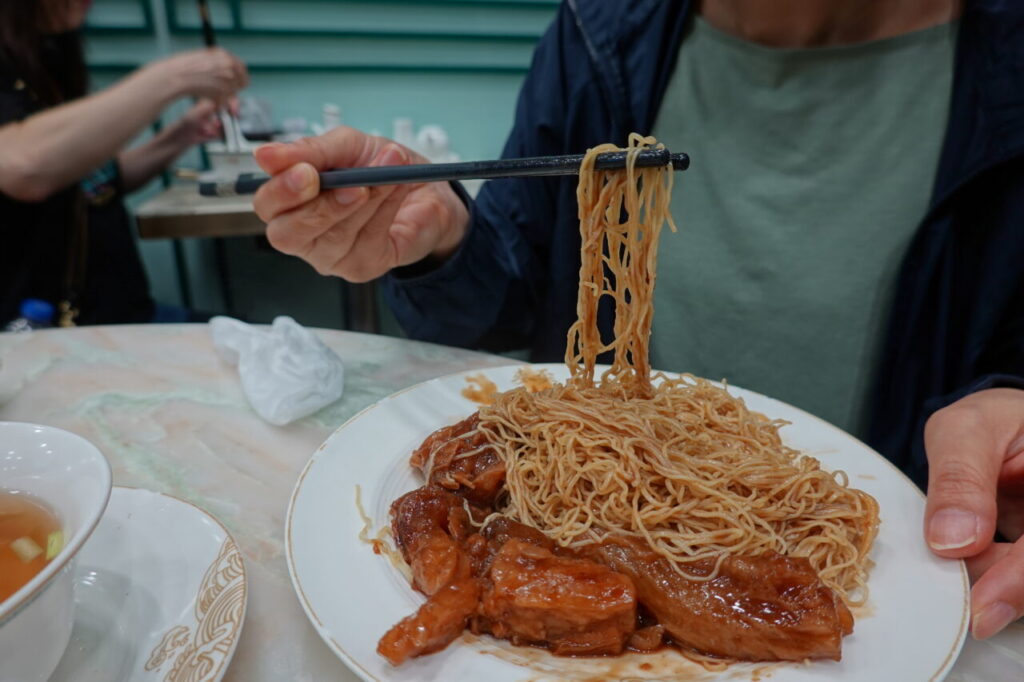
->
[169,99,218,144]
[969,537,1024,639]
[204,47,247,87]
[328,182,418,282]
[253,162,321,222]
[996,439,1024,541]
[254,127,387,176]
[181,99,219,134]
[186,98,218,118]
[253,139,406,224]
[966,542,1012,583]
[924,400,1003,558]
[264,185,370,265]
[388,192,456,262]
[188,48,247,101]
[201,116,223,140]
[227,51,249,89]
[295,145,415,279]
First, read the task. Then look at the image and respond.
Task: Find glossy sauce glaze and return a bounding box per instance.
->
[377,415,857,667]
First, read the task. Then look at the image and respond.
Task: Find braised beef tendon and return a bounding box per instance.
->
[390,485,474,596]
[379,486,640,664]
[380,486,483,665]
[409,413,506,507]
[475,539,637,656]
[586,537,853,662]
[377,578,483,665]
[379,417,857,666]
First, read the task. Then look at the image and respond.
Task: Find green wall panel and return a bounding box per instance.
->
[232,1,552,38]
[249,70,522,159]
[84,0,552,160]
[84,0,152,30]
[88,34,536,70]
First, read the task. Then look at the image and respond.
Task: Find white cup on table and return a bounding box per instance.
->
[0,423,111,681]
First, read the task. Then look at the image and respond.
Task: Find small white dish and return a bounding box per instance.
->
[0,422,111,682]
[49,487,248,682]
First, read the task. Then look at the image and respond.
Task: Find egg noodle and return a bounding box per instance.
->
[473,134,878,605]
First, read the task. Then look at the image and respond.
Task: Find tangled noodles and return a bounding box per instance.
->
[473,134,879,606]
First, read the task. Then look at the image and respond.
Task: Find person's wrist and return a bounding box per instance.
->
[139,58,189,106]
[163,116,195,150]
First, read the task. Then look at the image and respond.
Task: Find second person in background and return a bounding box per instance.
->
[0,0,248,326]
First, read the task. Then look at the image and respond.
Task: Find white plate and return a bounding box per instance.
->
[49,487,248,682]
[286,364,969,682]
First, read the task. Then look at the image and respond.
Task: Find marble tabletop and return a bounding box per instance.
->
[0,325,1019,682]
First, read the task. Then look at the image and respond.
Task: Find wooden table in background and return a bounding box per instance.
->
[134,184,263,240]
[134,185,380,332]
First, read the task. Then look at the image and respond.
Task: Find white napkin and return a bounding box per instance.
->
[210,316,345,425]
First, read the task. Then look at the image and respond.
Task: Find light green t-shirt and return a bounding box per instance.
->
[649,18,956,435]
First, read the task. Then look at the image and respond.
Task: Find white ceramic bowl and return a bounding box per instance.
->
[0,422,112,682]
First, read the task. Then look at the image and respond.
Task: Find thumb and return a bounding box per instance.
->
[924,402,1001,558]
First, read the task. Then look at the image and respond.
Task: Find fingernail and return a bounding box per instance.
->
[374,145,407,167]
[928,509,980,550]
[286,165,311,192]
[972,601,1017,640]
[334,187,364,205]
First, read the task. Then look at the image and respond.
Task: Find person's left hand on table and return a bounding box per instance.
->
[924,387,1024,639]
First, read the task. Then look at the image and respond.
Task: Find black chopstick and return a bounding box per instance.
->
[198,0,216,48]
[198,150,690,197]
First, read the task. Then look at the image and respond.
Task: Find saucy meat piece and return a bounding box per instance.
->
[476,539,637,656]
[627,624,666,652]
[390,486,472,595]
[481,515,557,553]
[382,487,488,665]
[383,500,636,664]
[410,414,506,507]
[377,578,483,666]
[587,538,853,662]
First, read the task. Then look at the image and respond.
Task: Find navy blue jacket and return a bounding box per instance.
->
[385,0,1024,488]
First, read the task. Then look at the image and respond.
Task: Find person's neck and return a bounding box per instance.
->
[697,0,961,48]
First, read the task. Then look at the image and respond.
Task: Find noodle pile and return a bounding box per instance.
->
[474,134,879,605]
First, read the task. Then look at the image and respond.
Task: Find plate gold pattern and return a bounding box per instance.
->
[145,539,247,682]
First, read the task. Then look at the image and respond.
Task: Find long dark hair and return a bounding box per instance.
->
[0,1,88,107]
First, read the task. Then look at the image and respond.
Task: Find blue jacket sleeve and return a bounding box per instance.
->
[382,4,581,350]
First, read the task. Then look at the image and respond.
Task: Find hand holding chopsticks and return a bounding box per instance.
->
[197,0,246,151]
[250,128,689,283]
[200,148,689,197]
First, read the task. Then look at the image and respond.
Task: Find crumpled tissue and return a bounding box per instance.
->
[210,316,345,425]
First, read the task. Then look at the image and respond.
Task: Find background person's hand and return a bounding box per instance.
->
[924,387,1024,639]
[153,47,248,106]
[170,99,224,146]
[252,126,470,282]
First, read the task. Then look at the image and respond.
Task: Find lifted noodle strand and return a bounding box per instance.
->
[475,136,878,606]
